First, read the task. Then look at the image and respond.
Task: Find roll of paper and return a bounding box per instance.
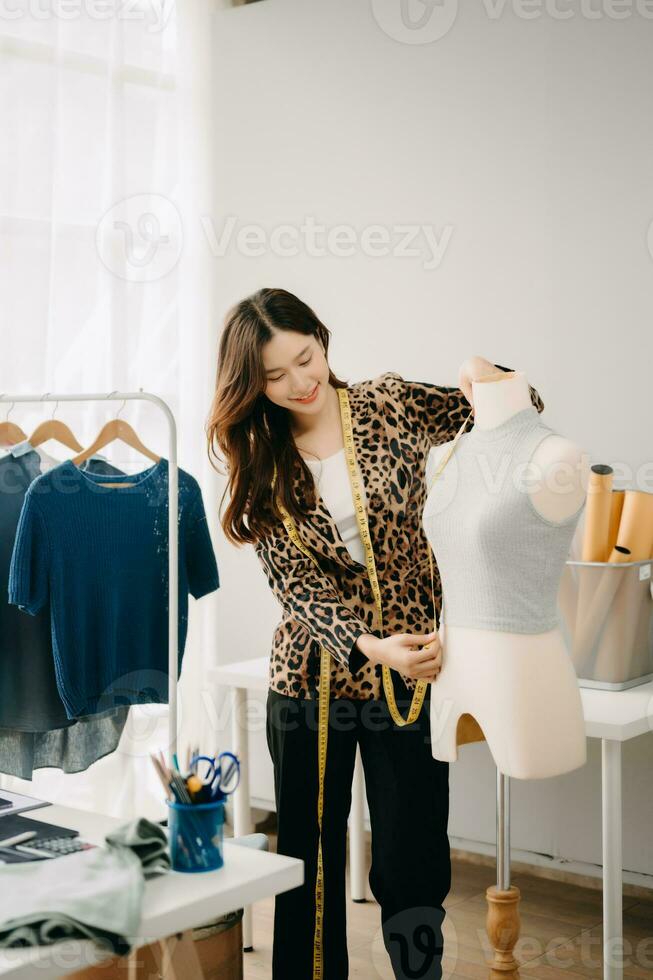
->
[576,491,653,678]
[606,490,625,557]
[581,464,614,562]
[614,490,653,561]
[573,546,631,676]
[575,465,614,672]
[592,559,644,682]
[590,491,653,681]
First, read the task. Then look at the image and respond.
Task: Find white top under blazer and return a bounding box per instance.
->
[304,449,367,567]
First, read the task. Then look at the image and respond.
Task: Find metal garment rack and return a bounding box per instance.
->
[0,390,179,762]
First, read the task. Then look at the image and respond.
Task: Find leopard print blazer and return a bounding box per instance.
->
[254,365,544,700]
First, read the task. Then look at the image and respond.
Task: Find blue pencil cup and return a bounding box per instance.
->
[166,799,225,872]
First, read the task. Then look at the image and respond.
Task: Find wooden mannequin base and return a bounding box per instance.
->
[485,884,521,979]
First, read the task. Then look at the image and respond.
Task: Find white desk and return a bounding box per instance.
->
[0,802,303,980]
[214,656,653,980]
[580,679,653,980]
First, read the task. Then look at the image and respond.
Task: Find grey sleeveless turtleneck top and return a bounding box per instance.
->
[423,405,585,634]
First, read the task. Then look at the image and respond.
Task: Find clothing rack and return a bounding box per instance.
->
[0,390,179,761]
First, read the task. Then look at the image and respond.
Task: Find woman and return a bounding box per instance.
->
[207,287,544,980]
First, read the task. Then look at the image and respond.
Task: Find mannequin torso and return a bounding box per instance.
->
[425,371,590,779]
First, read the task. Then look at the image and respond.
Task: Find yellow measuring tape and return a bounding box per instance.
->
[270,387,473,978]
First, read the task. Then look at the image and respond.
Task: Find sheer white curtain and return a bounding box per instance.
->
[0,0,223,819]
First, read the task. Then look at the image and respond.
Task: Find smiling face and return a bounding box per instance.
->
[262,330,330,417]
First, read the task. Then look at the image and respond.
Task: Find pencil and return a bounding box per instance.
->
[149,753,173,801]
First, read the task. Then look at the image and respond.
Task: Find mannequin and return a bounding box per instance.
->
[424,370,589,779]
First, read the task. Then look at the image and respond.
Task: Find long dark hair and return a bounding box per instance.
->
[206,287,349,546]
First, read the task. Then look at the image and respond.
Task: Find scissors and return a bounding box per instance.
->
[188,752,240,802]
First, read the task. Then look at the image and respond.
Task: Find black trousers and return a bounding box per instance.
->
[266,685,451,980]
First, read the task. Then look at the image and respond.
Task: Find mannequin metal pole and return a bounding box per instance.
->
[486,767,520,978]
[496,768,510,890]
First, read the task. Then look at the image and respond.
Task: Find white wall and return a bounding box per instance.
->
[209,0,653,886]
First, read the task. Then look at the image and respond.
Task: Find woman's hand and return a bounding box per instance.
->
[458,356,505,409]
[357,630,443,682]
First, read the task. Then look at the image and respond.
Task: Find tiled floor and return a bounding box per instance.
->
[242,832,653,978]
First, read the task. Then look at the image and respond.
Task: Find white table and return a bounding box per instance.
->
[214,656,653,980]
[580,679,653,980]
[0,801,303,979]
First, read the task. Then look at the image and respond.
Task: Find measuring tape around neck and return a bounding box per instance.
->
[269,387,473,979]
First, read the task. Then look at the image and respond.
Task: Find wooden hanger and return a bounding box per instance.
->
[72,418,160,466]
[0,401,28,447]
[71,398,160,488]
[29,399,84,453]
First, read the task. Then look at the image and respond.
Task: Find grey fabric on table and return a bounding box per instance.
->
[0,817,170,955]
[105,816,170,879]
[0,443,130,778]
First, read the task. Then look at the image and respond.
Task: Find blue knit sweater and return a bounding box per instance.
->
[8,458,219,718]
